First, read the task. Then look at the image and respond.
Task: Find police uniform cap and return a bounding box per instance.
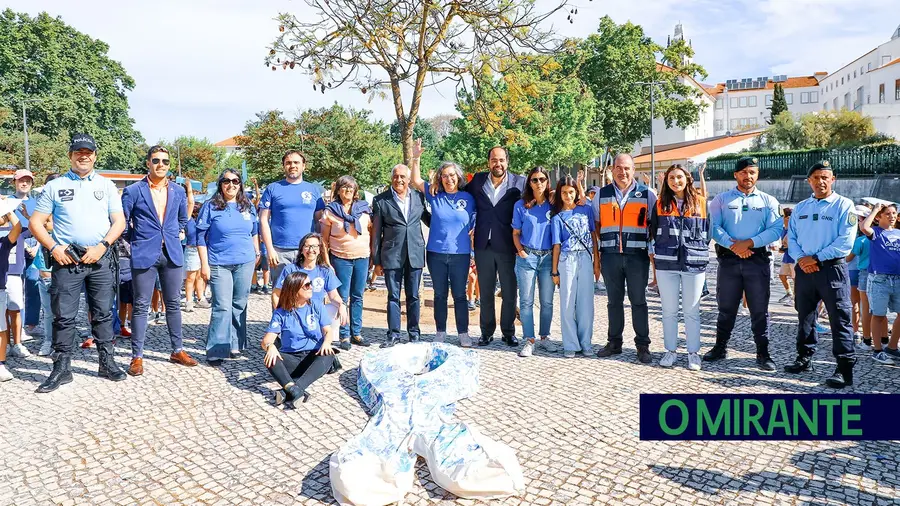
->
[734,156,758,172]
[69,133,97,152]
[807,160,832,177]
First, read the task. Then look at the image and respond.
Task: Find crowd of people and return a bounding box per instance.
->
[0,133,897,407]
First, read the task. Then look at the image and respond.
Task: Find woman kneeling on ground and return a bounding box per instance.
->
[261,271,336,408]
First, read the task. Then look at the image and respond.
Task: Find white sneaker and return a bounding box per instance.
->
[563,350,576,358]
[872,351,895,365]
[25,325,43,336]
[738,306,749,316]
[537,338,559,353]
[778,293,793,304]
[857,339,873,351]
[8,344,31,358]
[519,341,534,358]
[434,331,446,343]
[659,351,677,368]
[458,333,472,348]
[687,353,702,371]
[38,341,53,356]
[0,364,12,382]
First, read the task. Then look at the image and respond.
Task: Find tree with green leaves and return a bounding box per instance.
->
[769,84,788,124]
[0,107,69,180]
[577,16,708,152]
[0,9,144,171]
[157,136,227,182]
[265,0,570,164]
[235,110,303,184]
[765,110,876,150]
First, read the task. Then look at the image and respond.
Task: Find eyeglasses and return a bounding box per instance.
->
[530,177,547,184]
[340,186,356,191]
[440,173,457,179]
[301,282,312,289]
[151,158,171,166]
[221,178,241,186]
[302,244,321,250]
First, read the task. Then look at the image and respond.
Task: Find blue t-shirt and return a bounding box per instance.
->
[512,200,552,251]
[196,201,259,266]
[0,236,16,289]
[259,180,325,250]
[185,218,199,247]
[551,205,595,253]
[267,299,333,353]
[852,235,870,271]
[33,245,50,273]
[274,263,341,303]
[424,183,476,254]
[868,227,900,275]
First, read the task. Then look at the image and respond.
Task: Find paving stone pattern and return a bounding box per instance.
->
[2,256,899,506]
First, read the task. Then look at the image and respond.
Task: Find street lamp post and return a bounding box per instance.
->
[21,98,45,173]
[635,81,665,185]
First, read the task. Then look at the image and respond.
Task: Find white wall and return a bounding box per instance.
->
[712,85,822,135]
[819,36,900,112]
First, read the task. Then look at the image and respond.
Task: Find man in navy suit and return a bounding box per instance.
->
[468,146,526,346]
[121,146,198,375]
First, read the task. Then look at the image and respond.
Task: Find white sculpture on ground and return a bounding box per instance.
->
[329,342,525,505]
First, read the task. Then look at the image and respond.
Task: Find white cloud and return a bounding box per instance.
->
[12,0,900,144]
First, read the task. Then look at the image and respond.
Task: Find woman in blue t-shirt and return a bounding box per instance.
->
[550,175,599,358]
[261,271,336,408]
[860,203,900,364]
[409,140,476,346]
[197,170,260,365]
[511,166,557,357]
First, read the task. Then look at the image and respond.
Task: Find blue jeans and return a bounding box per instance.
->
[656,270,705,353]
[25,274,41,326]
[38,276,52,347]
[330,255,368,339]
[207,260,255,360]
[132,249,185,358]
[426,252,469,334]
[558,250,594,353]
[515,253,554,339]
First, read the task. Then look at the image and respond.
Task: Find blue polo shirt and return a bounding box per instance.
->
[35,170,122,246]
[867,227,900,275]
[709,187,783,248]
[267,299,333,353]
[551,205,595,252]
[259,180,325,249]
[274,263,341,303]
[787,192,856,261]
[424,183,476,255]
[512,200,552,251]
[196,201,259,266]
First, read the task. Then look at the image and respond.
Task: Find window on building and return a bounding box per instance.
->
[810,91,818,102]
[896,79,900,100]
[841,77,844,85]
[854,71,857,78]
[739,96,747,107]
[868,95,871,104]
[748,96,757,107]
[883,55,893,66]
[834,98,839,110]
[715,99,723,109]
[765,94,773,106]
[801,92,809,103]
[844,93,851,109]
[880,83,885,103]
[857,87,865,109]
[785,93,793,105]
[730,118,739,130]
[868,62,873,71]
[823,102,828,111]
[730,97,739,108]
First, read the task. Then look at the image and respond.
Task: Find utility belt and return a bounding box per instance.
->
[817,258,845,267]
[523,246,552,256]
[45,243,115,268]
[715,244,770,260]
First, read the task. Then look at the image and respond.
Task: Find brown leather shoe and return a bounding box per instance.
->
[170,350,198,367]
[127,357,143,376]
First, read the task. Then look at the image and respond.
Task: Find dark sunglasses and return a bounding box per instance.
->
[151,158,171,166]
[301,282,312,289]
[221,178,241,186]
[530,176,547,184]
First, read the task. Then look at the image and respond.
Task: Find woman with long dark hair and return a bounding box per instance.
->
[550,175,600,358]
[650,164,710,371]
[197,170,259,366]
[261,271,336,408]
[512,166,557,357]
[320,175,372,349]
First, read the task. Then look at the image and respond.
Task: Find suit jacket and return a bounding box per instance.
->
[467,171,526,254]
[371,188,430,270]
[122,178,188,270]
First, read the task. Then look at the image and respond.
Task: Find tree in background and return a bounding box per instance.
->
[0,107,69,180]
[768,84,788,124]
[265,0,570,164]
[442,54,597,171]
[0,9,144,171]
[235,110,302,184]
[764,110,878,150]
[159,136,227,182]
[390,119,440,170]
[577,16,708,152]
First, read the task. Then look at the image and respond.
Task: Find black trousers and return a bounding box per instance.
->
[600,252,650,346]
[794,263,855,360]
[50,255,116,355]
[474,246,517,338]
[715,254,771,350]
[384,259,422,340]
[267,348,335,393]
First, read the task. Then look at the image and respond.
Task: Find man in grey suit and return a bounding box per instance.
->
[372,164,431,347]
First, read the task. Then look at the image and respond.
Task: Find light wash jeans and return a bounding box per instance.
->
[515,253,554,339]
[558,250,594,353]
[656,269,705,353]
[207,260,255,360]
[38,276,53,347]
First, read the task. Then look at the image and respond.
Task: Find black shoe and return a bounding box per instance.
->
[98,345,127,381]
[702,345,728,362]
[596,342,623,358]
[350,336,370,347]
[784,355,814,374]
[261,286,270,295]
[478,335,494,346]
[250,285,259,294]
[207,359,223,367]
[282,384,311,409]
[503,336,519,347]
[407,335,420,343]
[35,355,73,393]
[825,357,856,389]
[636,345,652,364]
[327,355,343,374]
[230,351,242,359]
[882,337,889,345]
[756,352,776,372]
[380,336,401,348]
[339,339,352,351]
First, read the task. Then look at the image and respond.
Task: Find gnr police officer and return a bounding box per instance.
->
[30,133,128,393]
[705,156,783,371]
[785,161,857,388]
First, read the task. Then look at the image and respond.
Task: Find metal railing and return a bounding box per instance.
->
[705,144,900,180]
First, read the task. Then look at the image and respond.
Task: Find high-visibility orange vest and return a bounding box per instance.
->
[597,183,650,255]
[651,197,710,272]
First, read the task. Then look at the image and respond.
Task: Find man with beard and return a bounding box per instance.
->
[468,147,526,346]
[705,157,783,371]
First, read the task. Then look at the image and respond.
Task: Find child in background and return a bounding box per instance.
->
[860,203,900,364]
[0,205,25,381]
[116,238,133,338]
[777,208,795,305]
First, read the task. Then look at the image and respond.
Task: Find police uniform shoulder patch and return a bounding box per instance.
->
[849,213,858,225]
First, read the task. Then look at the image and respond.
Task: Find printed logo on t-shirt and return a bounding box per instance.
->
[241,211,252,221]
[58,189,74,202]
[301,191,313,204]
[94,190,104,201]
[305,313,316,327]
[455,199,468,211]
[312,277,325,292]
[271,320,281,329]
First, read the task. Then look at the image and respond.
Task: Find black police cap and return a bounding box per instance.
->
[807,160,832,177]
[734,156,758,172]
[69,133,97,152]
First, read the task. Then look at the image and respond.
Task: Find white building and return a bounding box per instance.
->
[214,137,243,156]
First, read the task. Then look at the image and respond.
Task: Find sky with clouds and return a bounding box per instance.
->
[10,0,900,144]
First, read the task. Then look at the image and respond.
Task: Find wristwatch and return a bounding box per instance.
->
[551,272,560,277]
[100,240,111,249]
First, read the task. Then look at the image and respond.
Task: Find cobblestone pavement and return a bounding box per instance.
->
[2,257,899,506]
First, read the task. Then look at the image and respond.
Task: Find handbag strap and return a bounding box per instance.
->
[560,214,593,255]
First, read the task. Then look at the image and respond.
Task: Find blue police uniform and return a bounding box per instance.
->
[787,190,857,362]
[708,181,783,360]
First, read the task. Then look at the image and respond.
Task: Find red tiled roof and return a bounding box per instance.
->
[215,137,240,147]
[707,76,820,96]
[633,131,761,164]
